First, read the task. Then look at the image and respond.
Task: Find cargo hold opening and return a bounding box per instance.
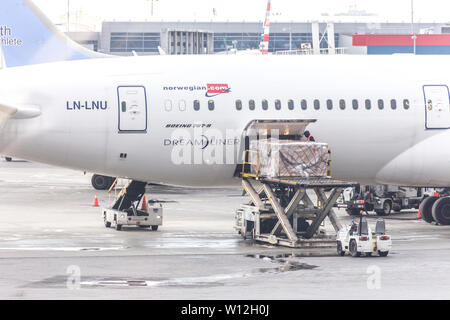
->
[234,119,317,178]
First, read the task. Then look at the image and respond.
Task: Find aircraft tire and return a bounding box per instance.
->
[419,196,439,224]
[92,174,115,190]
[431,197,450,226]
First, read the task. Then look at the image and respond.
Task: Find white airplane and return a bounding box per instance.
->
[1,0,450,225]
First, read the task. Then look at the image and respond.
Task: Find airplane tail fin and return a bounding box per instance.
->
[0,45,6,69]
[0,0,108,68]
[259,0,271,55]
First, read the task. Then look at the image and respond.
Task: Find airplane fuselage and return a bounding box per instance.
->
[1,54,450,187]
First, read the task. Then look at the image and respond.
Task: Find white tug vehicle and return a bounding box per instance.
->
[336,215,392,257]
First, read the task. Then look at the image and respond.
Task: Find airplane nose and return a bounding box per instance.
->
[376,130,450,187]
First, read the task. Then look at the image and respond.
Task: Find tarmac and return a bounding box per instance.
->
[0,159,450,300]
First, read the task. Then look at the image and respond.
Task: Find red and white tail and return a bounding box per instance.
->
[259,0,271,55]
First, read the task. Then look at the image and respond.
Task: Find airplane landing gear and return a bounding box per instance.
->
[419,196,439,224]
[91,174,116,190]
[432,197,450,225]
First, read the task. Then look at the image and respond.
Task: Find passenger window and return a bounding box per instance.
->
[249,100,255,110]
[326,99,333,110]
[288,100,294,110]
[121,101,127,112]
[403,99,410,110]
[275,99,281,110]
[235,100,242,111]
[178,100,186,111]
[378,99,384,110]
[391,99,397,110]
[365,99,371,110]
[339,99,345,110]
[262,99,268,110]
[164,100,172,112]
[208,100,215,111]
[352,99,358,110]
[193,100,200,111]
[314,99,320,110]
[301,100,307,110]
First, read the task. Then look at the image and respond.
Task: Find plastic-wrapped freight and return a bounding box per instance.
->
[249,139,330,178]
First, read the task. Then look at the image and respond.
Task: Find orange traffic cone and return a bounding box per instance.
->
[417,208,421,219]
[141,195,148,211]
[93,194,99,207]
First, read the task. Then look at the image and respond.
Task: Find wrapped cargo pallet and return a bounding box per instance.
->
[249,139,330,178]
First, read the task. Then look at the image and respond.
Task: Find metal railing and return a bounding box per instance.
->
[275,47,347,55]
[241,150,261,178]
[107,177,129,208]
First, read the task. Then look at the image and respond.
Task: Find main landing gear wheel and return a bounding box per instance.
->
[91,174,115,190]
[419,196,439,224]
[431,197,450,225]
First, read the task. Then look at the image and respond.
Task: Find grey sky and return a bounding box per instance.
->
[33,0,450,29]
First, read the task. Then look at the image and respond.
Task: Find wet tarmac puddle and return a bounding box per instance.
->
[26,254,317,289]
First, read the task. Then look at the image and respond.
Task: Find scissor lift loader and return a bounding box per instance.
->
[234,120,356,248]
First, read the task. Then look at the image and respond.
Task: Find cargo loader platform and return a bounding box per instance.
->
[235,176,356,248]
[234,119,357,248]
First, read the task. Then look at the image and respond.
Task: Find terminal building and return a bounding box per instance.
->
[67,20,450,56]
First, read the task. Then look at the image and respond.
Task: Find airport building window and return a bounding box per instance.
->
[314,99,320,110]
[249,100,256,110]
[378,99,384,110]
[213,32,338,54]
[262,99,269,110]
[193,100,200,111]
[275,99,281,110]
[339,99,346,110]
[326,99,333,110]
[301,100,307,110]
[208,100,215,111]
[365,99,371,110]
[236,100,242,111]
[391,99,397,110]
[288,100,294,110]
[352,99,358,110]
[403,99,410,110]
[110,32,160,54]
